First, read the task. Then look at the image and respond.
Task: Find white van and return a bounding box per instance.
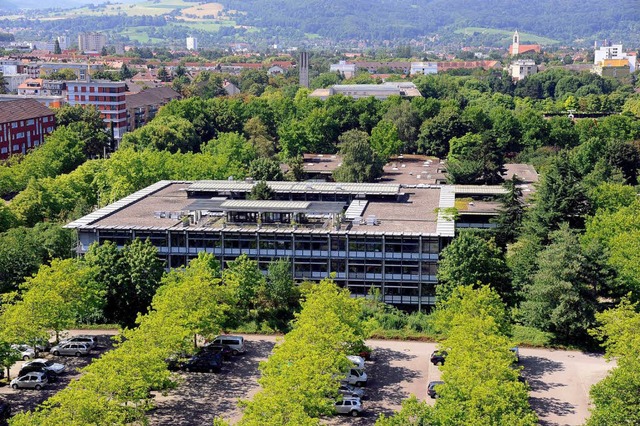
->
[345,368,368,386]
[347,355,365,370]
[211,335,246,355]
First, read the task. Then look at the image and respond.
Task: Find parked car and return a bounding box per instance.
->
[10,371,48,390]
[201,343,233,360]
[10,344,35,361]
[59,336,97,349]
[338,383,366,399]
[210,335,245,355]
[165,353,189,371]
[427,380,444,399]
[347,355,365,370]
[334,397,363,417]
[345,368,368,387]
[430,350,447,366]
[510,346,520,363]
[182,353,223,373]
[22,359,65,375]
[51,342,91,357]
[18,365,58,383]
[0,398,10,424]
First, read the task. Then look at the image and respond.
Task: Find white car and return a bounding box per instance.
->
[11,344,35,361]
[22,359,66,375]
[345,368,368,386]
[347,355,365,370]
[334,397,363,417]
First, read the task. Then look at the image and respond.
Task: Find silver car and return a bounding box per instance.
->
[22,358,66,375]
[334,397,363,417]
[51,342,90,357]
[10,371,48,390]
[11,344,35,361]
[59,336,97,349]
[338,383,366,399]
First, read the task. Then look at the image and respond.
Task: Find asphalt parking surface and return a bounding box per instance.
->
[147,336,614,426]
[1,333,614,426]
[0,331,117,415]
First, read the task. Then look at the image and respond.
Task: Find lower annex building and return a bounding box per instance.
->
[66,178,515,310]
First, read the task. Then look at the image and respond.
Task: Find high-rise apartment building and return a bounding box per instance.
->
[186,37,198,51]
[78,32,107,53]
[66,80,127,141]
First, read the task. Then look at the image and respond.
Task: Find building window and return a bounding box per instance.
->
[11,122,17,128]
[43,117,49,123]
[26,119,34,125]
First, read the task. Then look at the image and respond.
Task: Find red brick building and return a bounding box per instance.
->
[0,99,56,159]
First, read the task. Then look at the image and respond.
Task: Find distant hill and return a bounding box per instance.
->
[218,0,640,45]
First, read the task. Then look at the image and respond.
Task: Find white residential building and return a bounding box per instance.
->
[594,43,636,72]
[410,62,438,75]
[509,59,538,81]
[186,37,198,51]
[330,61,356,78]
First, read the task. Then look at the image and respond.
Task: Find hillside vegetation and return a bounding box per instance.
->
[218,0,639,45]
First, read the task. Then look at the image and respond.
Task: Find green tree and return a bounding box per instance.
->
[333,129,384,183]
[157,66,170,83]
[119,63,134,79]
[244,116,276,158]
[0,341,21,380]
[520,224,597,342]
[382,100,421,152]
[447,132,505,184]
[436,230,511,303]
[248,158,283,181]
[370,119,402,162]
[524,151,589,239]
[492,176,525,247]
[84,239,164,327]
[53,39,61,54]
[55,105,110,158]
[418,106,469,158]
[120,116,200,153]
[587,299,640,425]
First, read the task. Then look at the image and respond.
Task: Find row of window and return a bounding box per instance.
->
[114,231,441,254]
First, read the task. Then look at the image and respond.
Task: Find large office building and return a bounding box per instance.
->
[66,80,127,141]
[65,177,524,309]
[309,82,422,100]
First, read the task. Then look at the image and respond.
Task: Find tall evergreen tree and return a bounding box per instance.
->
[492,175,525,247]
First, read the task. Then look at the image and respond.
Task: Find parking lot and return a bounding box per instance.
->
[0,331,116,415]
[1,333,614,425]
[147,336,614,426]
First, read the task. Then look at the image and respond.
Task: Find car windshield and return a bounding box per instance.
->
[43,360,54,367]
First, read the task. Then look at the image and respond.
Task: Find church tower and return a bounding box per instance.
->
[512,30,520,55]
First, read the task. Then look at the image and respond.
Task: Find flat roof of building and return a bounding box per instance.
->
[66,181,448,236]
[360,189,441,234]
[186,180,401,196]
